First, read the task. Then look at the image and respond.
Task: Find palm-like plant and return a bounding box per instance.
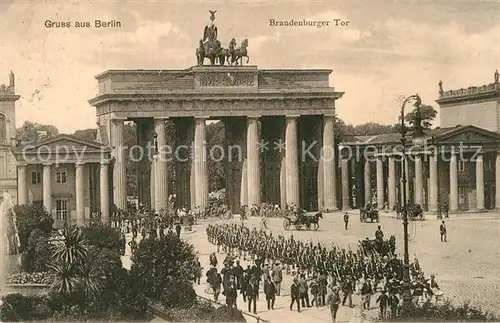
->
[46,261,80,294]
[77,258,104,299]
[51,225,88,265]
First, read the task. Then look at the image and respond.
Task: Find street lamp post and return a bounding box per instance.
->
[399,93,422,306]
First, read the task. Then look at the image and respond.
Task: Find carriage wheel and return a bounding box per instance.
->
[313,223,319,231]
[283,219,291,230]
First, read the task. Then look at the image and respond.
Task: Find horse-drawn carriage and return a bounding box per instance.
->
[395,203,425,221]
[283,211,323,231]
[359,235,396,257]
[360,206,379,223]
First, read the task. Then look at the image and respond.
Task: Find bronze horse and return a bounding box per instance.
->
[228,38,249,66]
[196,39,226,66]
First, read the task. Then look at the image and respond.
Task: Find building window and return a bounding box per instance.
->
[0,114,6,141]
[458,186,466,204]
[31,171,41,184]
[55,200,68,221]
[56,171,67,183]
[458,161,465,172]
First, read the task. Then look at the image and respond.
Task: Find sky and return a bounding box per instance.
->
[0,0,499,134]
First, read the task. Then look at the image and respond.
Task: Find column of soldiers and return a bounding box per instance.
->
[205,223,442,319]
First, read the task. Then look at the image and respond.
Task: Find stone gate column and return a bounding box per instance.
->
[17,163,28,205]
[75,162,85,226]
[247,117,261,206]
[280,153,286,207]
[496,152,500,209]
[100,161,110,225]
[429,153,438,213]
[376,156,384,209]
[415,155,423,206]
[154,118,168,211]
[317,155,324,211]
[322,114,336,211]
[43,163,52,215]
[194,117,208,209]
[364,160,371,205]
[285,115,299,205]
[476,153,485,211]
[111,118,127,210]
[449,153,459,212]
[341,158,350,210]
[388,156,396,210]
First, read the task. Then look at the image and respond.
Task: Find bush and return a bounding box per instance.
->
[0,293,54,322]
[22,229,51,272]
[161,299,246,322]
[130,232,198,307]
[81,225,123,251]
[384,300,498,322]
[6,271,52,284]
[15,204,53,253]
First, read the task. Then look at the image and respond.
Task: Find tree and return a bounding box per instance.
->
[14,204,53,253]
[16,121,59,143]
[206,121,225,191]
[352,122,395,136]
[394,104,438,132]
[130,232,198,307]
[72,129,97,141]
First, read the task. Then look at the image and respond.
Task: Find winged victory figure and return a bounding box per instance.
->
[203,10,218,43]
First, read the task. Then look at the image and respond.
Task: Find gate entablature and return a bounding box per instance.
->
[88,66,343,119]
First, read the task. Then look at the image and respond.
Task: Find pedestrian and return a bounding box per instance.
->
[175,222,181,238]
[299,273,311,308]
[361,277,373,310]
[389,292,399,318]
[194,257,202,285]
[341,275,353,308]
[318,272,328,306]
[327,287,341,322]
[264,276,276,310]
[272,262,283,296]
[343,212,349,230]
[211,270,222,302]
[376,289,389,319]
[246,277,257,314]
[440,220,447,242]
[290,277,301,312]
[310,276,319,307]
[128,237,137,256]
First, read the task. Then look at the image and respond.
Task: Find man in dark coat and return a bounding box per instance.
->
[290,277,301,312]
[246,277,258,314]
[264,276,276,310]
[318,272,328,306]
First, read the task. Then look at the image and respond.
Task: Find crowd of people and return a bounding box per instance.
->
[205,223,442,321]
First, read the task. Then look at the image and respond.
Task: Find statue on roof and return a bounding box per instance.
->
[495,69,499,84]
[438,80,443,94]
[203,10,218,43]
[196,10,226,66]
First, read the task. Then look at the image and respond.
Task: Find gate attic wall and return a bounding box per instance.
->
[88,66,343,119]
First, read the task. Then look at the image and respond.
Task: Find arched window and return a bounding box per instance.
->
[0,114,6,141]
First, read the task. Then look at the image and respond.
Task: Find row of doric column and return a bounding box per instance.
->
[17,162,110,225]
[110,114,339,213]
[340,152,500,212]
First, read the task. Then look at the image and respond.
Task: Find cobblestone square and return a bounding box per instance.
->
[176,212,500,322]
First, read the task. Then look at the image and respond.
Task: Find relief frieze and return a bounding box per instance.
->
[199,72,254,87]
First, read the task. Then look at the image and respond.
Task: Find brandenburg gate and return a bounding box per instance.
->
[88,13,344,213]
